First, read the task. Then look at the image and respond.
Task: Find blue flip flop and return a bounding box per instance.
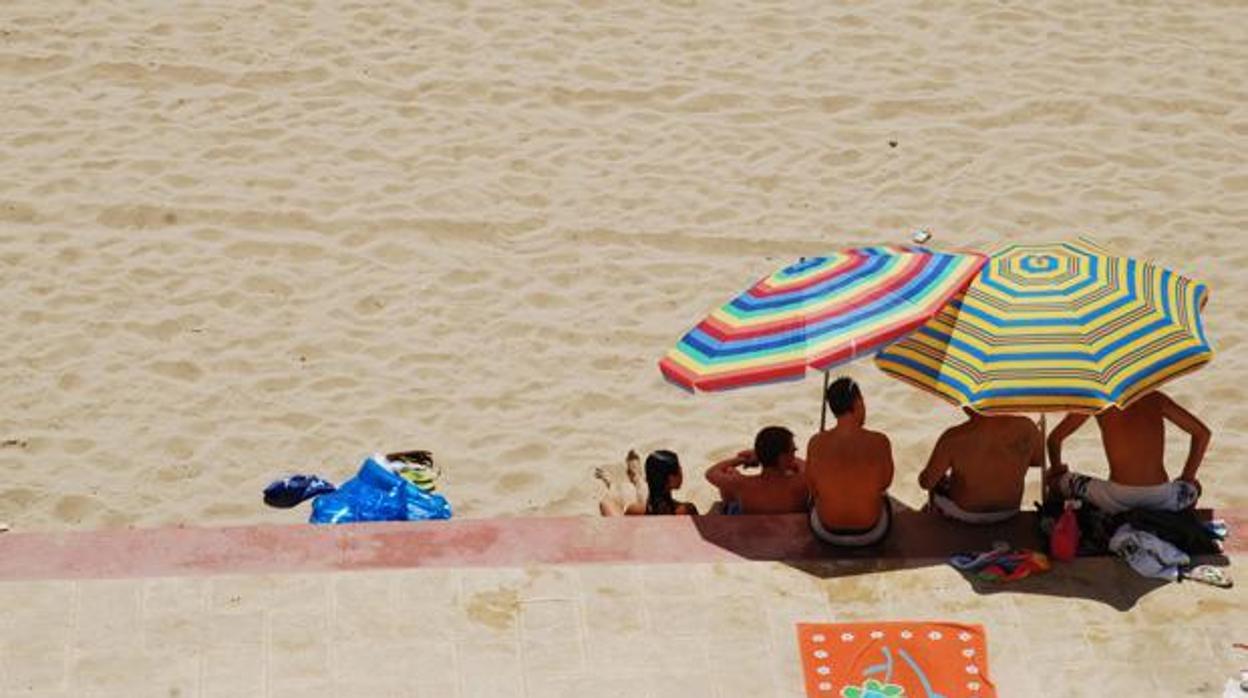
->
[263,475,336,508]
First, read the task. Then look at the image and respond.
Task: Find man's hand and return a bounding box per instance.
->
[1179,475,1202,498]
[736,449,759,469]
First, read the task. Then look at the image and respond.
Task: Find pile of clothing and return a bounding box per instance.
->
[1037,497,1230,586]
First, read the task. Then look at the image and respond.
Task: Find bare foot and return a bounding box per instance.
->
[594,467,613,490]
[625,449,641,484]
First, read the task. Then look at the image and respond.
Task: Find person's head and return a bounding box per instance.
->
[826,376,865,425]
[645,450,682,509]
[754,426,797,469]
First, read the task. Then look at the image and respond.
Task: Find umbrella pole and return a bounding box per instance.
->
[1038,413,1047,501]
[820,371,829,432]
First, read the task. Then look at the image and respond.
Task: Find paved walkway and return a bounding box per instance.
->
[0,516,1242,697]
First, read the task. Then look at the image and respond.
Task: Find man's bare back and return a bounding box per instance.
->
[807,427,893,530]
[1049,391,1211,489]
[705,426,809,515]
[920,412,1041,512]
[1094,395,1169,486]
[724,466,809,514]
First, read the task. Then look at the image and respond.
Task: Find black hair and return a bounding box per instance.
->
[644,450,681,515]
[826,376,862,417]
[754,426,795,468]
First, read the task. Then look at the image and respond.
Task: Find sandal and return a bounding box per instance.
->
[1181,564,1233,589]
[387,451,442,492]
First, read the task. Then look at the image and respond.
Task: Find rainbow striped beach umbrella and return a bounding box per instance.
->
[659,246,987,392]
[875,238,1213,414]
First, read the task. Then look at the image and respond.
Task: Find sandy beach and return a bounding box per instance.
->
[1,0,1244,531]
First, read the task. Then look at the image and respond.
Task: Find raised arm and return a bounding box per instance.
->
[1158,394,1211,483]
[1046,413,1089,471]
[918,433,952,491]
[704,451,751,499]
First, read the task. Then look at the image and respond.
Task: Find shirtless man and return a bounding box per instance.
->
[806,377,895,546]
[1047,391,1210,513]
[704,426,808,514]
[919,408,1043,524]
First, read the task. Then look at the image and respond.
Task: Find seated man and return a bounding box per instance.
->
[704,426,808,514]
[806,377,894,546]
[1047,390,1209,514]
[919,408,1042,524]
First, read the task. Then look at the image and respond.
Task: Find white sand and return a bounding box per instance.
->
[1,1,1244,530]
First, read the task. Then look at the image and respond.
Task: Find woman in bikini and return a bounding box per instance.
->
[596,449,698,516]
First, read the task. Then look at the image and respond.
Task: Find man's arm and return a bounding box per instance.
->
[878,435,895,491]
[704,454,748,498]
[1029,420,1045,470]
[1158,394,1211,483]
[1046,413,1089,470]
[918,433,951,491]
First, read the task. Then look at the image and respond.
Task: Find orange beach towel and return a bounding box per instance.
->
[798,621,996,698]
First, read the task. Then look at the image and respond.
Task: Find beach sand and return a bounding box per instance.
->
[1,0,1244,531]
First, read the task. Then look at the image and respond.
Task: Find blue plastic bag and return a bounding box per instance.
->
[310,455,452,524]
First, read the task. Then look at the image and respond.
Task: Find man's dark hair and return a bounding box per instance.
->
[754,426,795,468]
[825,376,862,417]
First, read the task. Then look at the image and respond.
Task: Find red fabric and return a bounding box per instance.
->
[1050,506,1080,562]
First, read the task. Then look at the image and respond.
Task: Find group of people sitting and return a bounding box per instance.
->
[596,377,1211,547]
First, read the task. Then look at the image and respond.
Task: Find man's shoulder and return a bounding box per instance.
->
[862,428,892,443]
[1002,415,1040,432]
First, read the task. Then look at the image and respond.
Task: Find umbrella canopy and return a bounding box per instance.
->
[659,245,987,392]
[875,238,1213,414]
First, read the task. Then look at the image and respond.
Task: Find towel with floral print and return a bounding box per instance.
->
[797,621,996,698]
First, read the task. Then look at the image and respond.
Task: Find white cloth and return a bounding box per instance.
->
[809,500,890,547]
[1056,472,1198,515]
[1109,523,1190,581]
[929,492,1019,525]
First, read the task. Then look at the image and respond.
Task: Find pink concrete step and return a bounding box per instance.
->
[0,509,1238,581]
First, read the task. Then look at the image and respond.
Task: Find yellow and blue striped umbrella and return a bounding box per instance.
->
[875,239,1212,414]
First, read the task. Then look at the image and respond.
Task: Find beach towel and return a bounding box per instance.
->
[949,544,1051,583]
[798,621,996,698]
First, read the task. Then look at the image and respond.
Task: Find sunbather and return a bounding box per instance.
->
[704,426,808,514]
[596,449,698,516]
[919,408,1042,524]
[1047,390,1210,514]
[806,377,895,546]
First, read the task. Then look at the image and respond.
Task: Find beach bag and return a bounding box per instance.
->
[1050,500,1081,562]
[310,455,452,524]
